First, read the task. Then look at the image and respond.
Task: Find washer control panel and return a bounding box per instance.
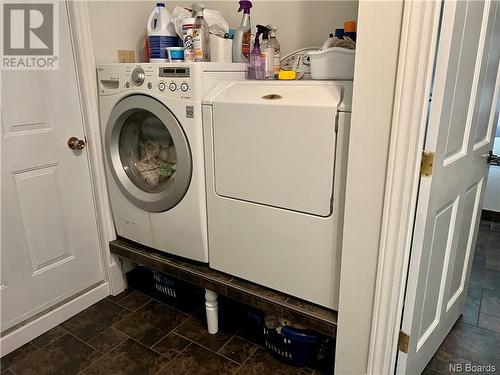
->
[157,67,191,96]
[159,67,190,78]
[98,64,196,99]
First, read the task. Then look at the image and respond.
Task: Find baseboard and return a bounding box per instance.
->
[482,209,500,223]
[0,282,109,356]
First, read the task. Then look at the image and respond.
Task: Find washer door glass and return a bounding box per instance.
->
[106,95,192,213]
[119,111,177,193]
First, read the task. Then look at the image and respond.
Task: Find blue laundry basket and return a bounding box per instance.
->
[250,312,334,367]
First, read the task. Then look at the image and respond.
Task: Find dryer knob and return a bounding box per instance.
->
[131,68,145,86]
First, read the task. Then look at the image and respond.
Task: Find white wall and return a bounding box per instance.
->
[334,1,403,374]
[88,0,358,63]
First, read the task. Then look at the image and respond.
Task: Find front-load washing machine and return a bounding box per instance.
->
[97,63,245,262]
[203,81,352,308]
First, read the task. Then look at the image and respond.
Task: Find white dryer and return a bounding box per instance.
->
[202,81,352,308]
[98,63,245,262]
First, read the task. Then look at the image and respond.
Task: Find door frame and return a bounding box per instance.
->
[334,1,405,373]
[67,1,125,295]
[365,0,482,373]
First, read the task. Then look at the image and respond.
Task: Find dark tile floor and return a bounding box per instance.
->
[0,279,327,375]
[2,220,499,375]
[424,220,500,374]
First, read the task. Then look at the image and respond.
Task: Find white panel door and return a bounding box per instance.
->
[396,1,500,374]
[0,4,104,331]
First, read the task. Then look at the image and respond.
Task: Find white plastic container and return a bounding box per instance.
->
[210,34,232,63]
[147,3,178,62]
[308,47,355,80]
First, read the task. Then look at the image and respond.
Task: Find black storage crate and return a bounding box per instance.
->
[151,269,177,298]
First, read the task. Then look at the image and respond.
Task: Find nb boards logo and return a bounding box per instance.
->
[1,1,59,70]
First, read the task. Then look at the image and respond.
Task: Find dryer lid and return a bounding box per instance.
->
[204,81,345,108]
[207,81,344,217]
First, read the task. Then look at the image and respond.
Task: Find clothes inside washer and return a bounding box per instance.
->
[119,112,177,191]
[136,137,177,187]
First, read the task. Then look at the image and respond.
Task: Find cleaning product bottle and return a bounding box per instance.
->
[344,21,357,41]
[192,3,210,62]
[232,0,252,63]
[258,25,273,79]
[335,28,344,38]
[247,26,265,80]
[267,25,280,79]
[182,17,196,62]
[147,2,178,62]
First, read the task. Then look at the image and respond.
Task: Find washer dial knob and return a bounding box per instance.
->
[131,68,145,86]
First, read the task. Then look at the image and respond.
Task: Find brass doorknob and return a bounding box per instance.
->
[67,136,86,150]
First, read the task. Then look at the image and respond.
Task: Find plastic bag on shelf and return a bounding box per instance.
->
[170,5,229,38]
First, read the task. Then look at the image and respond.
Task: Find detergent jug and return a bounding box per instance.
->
[148,2,178,62]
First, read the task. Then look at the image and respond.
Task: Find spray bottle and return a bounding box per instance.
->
[259,25,274,79]
[232,0,252,63]
[192,3,210,62]
[247,25,266,80]
[267,25,280,79]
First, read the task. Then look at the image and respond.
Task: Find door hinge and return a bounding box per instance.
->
[420,151,435,177]
[398,331,410,353]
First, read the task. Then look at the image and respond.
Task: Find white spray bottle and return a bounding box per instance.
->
[232,0,252,63]
[192,3,210,62]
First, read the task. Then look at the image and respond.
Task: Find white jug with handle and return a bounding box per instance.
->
[147,2,178,62]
